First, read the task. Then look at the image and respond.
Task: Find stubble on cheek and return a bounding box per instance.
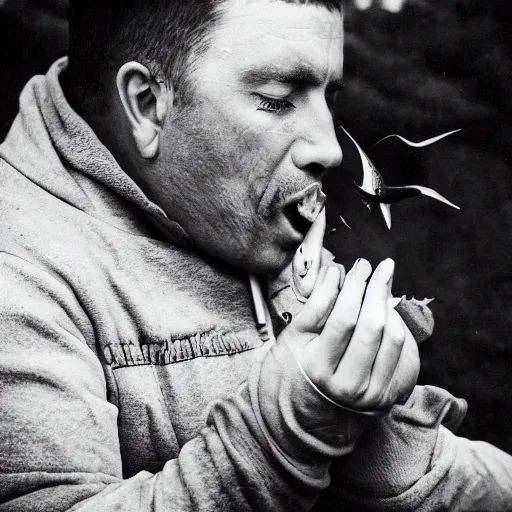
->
[163,105,265,258]
[166,93,301,269]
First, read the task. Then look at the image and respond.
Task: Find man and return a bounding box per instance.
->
[0,1,510,510]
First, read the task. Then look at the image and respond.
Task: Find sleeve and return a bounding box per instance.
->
[329,385,512,511]
[0,252,373,512]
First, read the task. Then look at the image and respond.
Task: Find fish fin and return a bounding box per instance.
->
[341,126,381,193]
[374,129,461,147]
[376,186,422,203]
[380,203,392,229]
[339,214,353,230]
[402,185,460,210]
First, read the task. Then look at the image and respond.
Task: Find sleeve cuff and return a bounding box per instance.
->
[329,385,467,504]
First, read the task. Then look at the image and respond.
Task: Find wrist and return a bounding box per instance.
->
[254,340,376,467]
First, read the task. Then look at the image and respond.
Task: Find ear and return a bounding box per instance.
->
[116,62,172,159]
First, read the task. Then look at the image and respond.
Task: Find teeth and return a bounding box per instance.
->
[297,185,326,222]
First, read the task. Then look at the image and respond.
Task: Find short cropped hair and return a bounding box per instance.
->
[67,0,345,107]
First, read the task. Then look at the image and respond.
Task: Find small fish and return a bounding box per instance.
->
[289,211,436,343]
[291,207,326,300]
[267,205,436,343]
[340,126,460,229]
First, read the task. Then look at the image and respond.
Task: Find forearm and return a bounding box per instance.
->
[331,385,512,511]
[425,429,512,512]
[211,340,374,508]
[1,328,369,511]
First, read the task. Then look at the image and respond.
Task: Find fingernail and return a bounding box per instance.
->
[326,265,339,283]
[350,258,361,274]
[355,258,372,281]
[377,258,395,284]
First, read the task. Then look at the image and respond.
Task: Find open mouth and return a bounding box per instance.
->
[283,203,313,235]
[282,183,326,236]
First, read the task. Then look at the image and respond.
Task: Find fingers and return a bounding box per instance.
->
[290,255,419,412]
[313,259,372,369]
[335,258,394,385]
[295,264,345,334]
[364,304,405,401]
[388,323,420,404]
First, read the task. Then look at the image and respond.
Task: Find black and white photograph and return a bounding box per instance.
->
[0,0,511,510]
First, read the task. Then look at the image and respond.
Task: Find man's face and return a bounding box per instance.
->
[155,0,344,275]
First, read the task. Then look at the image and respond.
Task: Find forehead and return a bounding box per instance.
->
[203,0,344,85]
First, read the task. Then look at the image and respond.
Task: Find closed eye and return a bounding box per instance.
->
[255,94,296,114]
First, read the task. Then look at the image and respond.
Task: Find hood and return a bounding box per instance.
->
[0,57,192,247]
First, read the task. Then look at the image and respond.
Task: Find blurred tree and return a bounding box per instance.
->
[326,0,512,452]
[0,0,67,137]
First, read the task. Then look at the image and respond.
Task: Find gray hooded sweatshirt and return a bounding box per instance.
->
[0,58,511,512]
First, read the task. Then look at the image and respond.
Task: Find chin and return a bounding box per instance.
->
[206,239,296,277]
[243,247,295,277]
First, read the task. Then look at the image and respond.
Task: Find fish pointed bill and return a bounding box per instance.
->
[355,183,422,204]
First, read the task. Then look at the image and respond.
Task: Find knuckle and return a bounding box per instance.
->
[307,294,324,312]
[363,396,380,410]
[306,305,325,326]
[329,265,341,283]
[343,380,370,403]
[389,329,406,348]
[373,311,387,331]
[373,390,389,408]
[307,364,330,389]
[359,319,384,344]
[298,303,325,332]
[336,315,357,333]
[353,387,368,403]
[361,385,387,409]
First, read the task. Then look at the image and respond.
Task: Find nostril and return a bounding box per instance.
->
[304,163,327,177]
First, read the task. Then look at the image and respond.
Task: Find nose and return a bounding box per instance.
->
[290,98,343,173]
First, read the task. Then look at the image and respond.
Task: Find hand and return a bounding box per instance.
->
[279,258,420,412]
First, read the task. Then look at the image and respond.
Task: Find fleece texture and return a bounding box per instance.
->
[0,58,511,511]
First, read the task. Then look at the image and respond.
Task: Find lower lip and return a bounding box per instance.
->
[278,209,304,244]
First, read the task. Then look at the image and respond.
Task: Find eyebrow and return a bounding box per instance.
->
[241,63,344,90]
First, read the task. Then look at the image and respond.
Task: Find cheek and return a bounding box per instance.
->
[161,123,259,246]
[164,102,295,251]
[234,126,296,206]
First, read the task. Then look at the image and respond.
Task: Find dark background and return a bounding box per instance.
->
[1,0,511,453]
